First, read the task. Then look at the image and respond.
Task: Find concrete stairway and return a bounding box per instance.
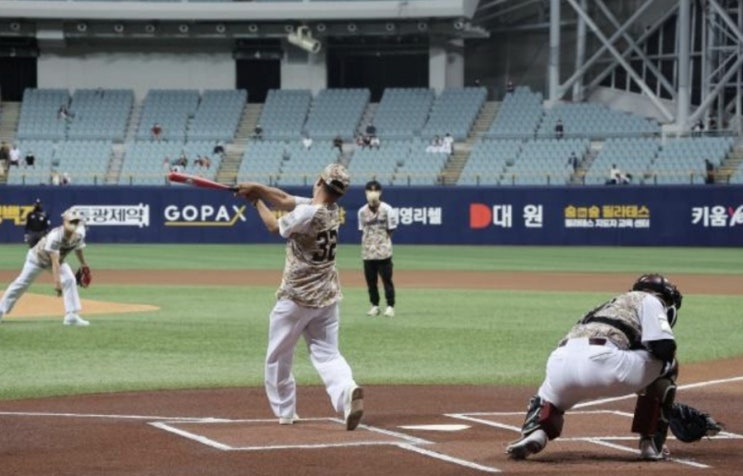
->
[214,103,261,185]
[105,143,126,185]
[717,143,743,184]
[357,103,378,136]
[440,101,499,185]
[124,101,143,143]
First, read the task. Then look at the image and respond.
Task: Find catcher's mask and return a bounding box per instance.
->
[365,180,382,207]
[632,273,683,327]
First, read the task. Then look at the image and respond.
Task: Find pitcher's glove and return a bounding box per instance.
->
[75,265,92,288]
[669,402,723,443]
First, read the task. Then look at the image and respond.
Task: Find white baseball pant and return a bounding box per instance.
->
[264,299,357,419]
[0,250,81,317]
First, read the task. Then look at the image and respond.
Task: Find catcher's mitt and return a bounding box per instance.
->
[75,265,92,288]
[669,403,723,443]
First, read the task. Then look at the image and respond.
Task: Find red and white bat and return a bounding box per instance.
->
[168,172,237,192]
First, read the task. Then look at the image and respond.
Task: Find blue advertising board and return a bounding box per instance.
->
[1,185,742,246]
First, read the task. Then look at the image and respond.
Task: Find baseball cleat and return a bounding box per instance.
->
[383,306,395,317]
[278,413,300,425]
[366,306,380,317]
[63,314,90,326]
[344,385,364,431]
[638,437,669,461]
[506,429,547,460]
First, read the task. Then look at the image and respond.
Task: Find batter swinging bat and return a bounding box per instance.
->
[168,172,238,192]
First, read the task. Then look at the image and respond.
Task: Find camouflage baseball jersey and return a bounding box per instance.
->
[30,226,86,269]
[276,198,342,308]
[358,202,398,260]
[564,291,674,350]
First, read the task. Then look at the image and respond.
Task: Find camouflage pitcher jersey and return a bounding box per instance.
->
[564,291,674,350]
[358,202,398,260]
[276,198,342,308]
[30,226,86,269]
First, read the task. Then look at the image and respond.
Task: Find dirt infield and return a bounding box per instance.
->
[1,269,741,475]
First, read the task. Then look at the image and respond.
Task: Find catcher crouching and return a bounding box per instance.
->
[506,274,723,461]
[0,207,91,326]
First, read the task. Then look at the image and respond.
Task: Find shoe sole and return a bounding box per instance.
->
[345,387,364,431]
[506,440,544,460]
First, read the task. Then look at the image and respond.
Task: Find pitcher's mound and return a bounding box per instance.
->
[0,291,158,320]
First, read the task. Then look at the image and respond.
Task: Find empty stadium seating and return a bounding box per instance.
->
[485,87,543,139]
[371,88,434,139]
[67,89,133,141]
[458,139,522,186]
[258,90,312,141]
[16,89,69,141]
[304,89,370,141]
[584,138,659,185]
[187,89,247,142]
[646,137,734,185]
[420,87,487,140]
[500,138,589,186]
[136,89,200,142]
[347,140,409,186]
[119,140,222,186]
[537,102,660,139]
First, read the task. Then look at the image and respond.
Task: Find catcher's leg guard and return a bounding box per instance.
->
[520,395,564,440]
[632,377,676,452]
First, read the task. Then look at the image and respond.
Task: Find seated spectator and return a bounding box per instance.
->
[692,119,704,137]
[202,156,211,169]
[24,150,36,168]
[362,135,371,148]
[365,122,376,137]
[567,152,579,172]
[506,79,515,95]
[254,124,263,141]
[606,164,631,185]
[704,158,715,185]
[0,141,9,167]
[369,135,380,150]
[8,144,20,168]
[708,116,717,135]
[193,157,203,168]
[332,135,343,153]
[302,134,313,150]
[58,104,70,121]
[355,134,365,148]
[151,122,163,141]
[555,119,564,139]
[282,148,291,162]
[213,141,225,156]
[51,170,61,186]
[442,133,454,154]
[61,172,72,186]
[426,136,444,153]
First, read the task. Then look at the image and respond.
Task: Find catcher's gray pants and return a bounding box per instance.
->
[264,299,358,420]
[537,337,664,411]
[0,250,81,317]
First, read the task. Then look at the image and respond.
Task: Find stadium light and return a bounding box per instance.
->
[287,26,321,54]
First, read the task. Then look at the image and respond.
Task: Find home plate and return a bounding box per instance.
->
[398,424,470,432]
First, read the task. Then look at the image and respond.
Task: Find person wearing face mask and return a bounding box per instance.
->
[357,181,398,317]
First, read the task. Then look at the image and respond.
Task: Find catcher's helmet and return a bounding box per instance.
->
[632,273,683,326]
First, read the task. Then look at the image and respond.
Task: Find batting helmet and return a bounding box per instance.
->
[632,273,683,326]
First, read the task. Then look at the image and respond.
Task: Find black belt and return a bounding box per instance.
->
[558,337,607,347]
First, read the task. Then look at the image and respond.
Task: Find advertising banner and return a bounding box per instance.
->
[1,185,741,246]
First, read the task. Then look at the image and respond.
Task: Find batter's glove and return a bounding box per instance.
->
[75,265,92,288]
[669,402,723,443]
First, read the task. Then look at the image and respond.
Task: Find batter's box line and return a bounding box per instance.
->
[149,418,503,473]
[447,411,743,440]
[445,412,739,469]
[149,417,431,452]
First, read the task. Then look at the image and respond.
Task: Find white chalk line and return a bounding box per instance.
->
[0,375,740,473]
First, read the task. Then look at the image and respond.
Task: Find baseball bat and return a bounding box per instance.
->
[168,172,237,192]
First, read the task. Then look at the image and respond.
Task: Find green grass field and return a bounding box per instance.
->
[1,245,741,400]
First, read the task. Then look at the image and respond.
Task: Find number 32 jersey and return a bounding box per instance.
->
[277,197,341,308]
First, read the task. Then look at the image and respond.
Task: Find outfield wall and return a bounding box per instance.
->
[1,185,742,246]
